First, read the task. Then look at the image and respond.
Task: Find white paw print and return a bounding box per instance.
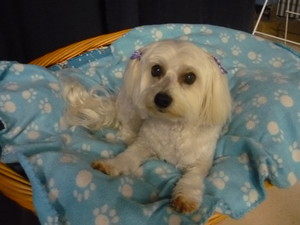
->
[0,95,16,113]
[219,33,230,43]
[216,49,226,57]
[246,114,259,130]
[86,62,98,77]
[231,45,242,56]
[289,142,300,162]
[241,182,258,207]
[112,68,124,79]
[273,154,284,168]
[143,204,159,217]
[269,57,285,68]
[59,153,79,163]
[25,123,40,140]
[0,61,10,72]
[254,73,268,82]
[235,32,246,42]
[73,170,96,202]
[4,82,19,91]
[39,98,52,114]
[48,178,59,202]
[200,26,213,34]
[134,40,143,50]
[22,88,37,103]
[179,35,193,41]
[44,216,59,225]
[93,205,119,225]
[288,172,298,186]
[151,28,163,41]
[155,165,172,178]
[31,74,44,81]
[81,143,91,152]
[209,171,229,190]
[164,209,182,225]
[166,24,176,30]
[252,95,267,107]
[272,72,288,84]
[237,82,250,93]
[233,100,244,114]
[9,64,24,75]
[274,89,294,108]
[267,121,284,143]
[30,154,43,166]
[7,126,21,138]
[181,24,193,35]
[259,162,269,177]
[118,177,134,198]
[100,75,109,86]
[100,150,114,159]
[248,51,262,64]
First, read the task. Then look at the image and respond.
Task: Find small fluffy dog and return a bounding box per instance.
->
[62,40,232,213]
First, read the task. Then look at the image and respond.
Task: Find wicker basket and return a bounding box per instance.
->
[0,29,229,224]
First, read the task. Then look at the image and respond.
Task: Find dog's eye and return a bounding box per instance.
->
[183,72,196,85]
[151,64,164,77]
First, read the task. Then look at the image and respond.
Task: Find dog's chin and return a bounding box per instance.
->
[145,105,184,122]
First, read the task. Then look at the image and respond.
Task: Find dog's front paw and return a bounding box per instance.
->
[92,160,120,176]
[171,194,200,214]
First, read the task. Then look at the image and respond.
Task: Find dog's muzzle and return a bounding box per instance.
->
[154,92,173,110]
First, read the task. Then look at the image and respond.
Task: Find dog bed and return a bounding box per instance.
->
[1,24,300,225]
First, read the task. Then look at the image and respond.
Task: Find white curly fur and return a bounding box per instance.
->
[62,40,232,213]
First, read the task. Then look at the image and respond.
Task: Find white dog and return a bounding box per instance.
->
[62,40,232,213]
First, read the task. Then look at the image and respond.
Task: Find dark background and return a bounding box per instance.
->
[0,1,255,224]
[0,0,255,63]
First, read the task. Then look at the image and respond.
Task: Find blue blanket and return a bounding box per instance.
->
[1,24,300,225]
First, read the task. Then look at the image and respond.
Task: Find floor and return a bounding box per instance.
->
[220,4,300,225]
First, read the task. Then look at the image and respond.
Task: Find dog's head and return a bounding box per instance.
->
[121,40,231,125]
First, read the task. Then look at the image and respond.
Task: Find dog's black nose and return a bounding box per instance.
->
[154,92,173,109]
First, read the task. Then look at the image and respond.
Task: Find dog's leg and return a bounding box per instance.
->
[171,164,211,214]
[92,141,153,176]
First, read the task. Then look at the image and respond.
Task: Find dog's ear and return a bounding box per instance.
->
[200,58,232,125]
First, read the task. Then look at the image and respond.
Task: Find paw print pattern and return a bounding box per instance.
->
[274,90,294,108]
[22,88,37,103]
[155,165,172,178]
[181,24,193,35]
[39,98,52,114]
[219,33,230,43]
[48,178,59,202]
[7,126,21,139]
[86,62,98,77]
[44,216,59,225]
[81,143,91,152]
[166,24,176,30]
[118,177,134,198]
[269,57,285,68]
[151,28,163,41]
[273,154,284,168]
[289,142,300,162]
[259,161,269,177]
[100,75,109,86]
[209,171,229,190]
[0,61,10,72]
[73,170,96,202]
[164,209,182,225]
[241,182,258,207]
[200,26,213,34]
[247,51,262,64]
[267,121,284,143]
[0,95,16,113]
[252,95,267,107]
[246,114,259,130]
[4,82,19,91]
[112,68,124,79]
[288,172,298,186]
[30,154,43,166]
[59,154,79,163]
[100,150,114,159]
[235,32,247,42]
[31,74,44,81]
[233,100,244,114]
[231,45,242,56]
[216,49,226,57]
[134,40,143,50]
[9,64,24,75]
[273,72,289,84]
[93,205,119,225]
[24,123,40,140]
